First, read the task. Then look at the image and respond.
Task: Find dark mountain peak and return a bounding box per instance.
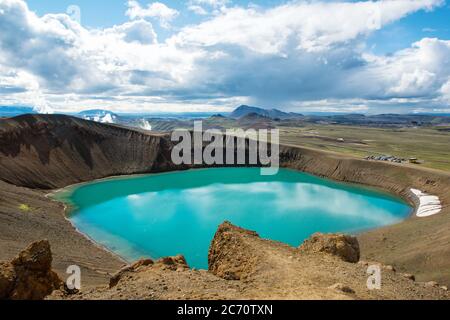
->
[210,113,226,118]
[230,105,303,119]
[240,112,270,120]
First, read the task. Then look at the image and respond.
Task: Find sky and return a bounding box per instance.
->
[0,0,450,114]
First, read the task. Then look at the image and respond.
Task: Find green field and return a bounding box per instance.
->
[278,125,450,172]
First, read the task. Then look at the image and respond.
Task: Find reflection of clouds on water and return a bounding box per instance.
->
[181,186,218,221]
[179,182,402,226]
[127,194,142,200]
[221,182,276,193]
[126,191,178,221]
[122,181,403,226]
[271,183,400,225]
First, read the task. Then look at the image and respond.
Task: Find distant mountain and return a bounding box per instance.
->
[0,106,36,117]
[230,105,303,119]
[237,112,275,129]
[238,112,270,120]
[77,109,119,124]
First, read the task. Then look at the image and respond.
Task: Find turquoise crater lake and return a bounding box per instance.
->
[60,168,411,269]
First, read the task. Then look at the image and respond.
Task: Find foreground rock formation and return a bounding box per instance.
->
[299,233,360,263]
[0,240,62,300]
[56,222,448,300]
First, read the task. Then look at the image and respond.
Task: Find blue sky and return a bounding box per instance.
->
[1,0,450,113]
[25,0,286,42]
[367,3,450,54]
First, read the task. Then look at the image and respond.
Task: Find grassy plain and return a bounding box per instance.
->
[277,125,450,172]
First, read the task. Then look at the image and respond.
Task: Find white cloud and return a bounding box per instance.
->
[175,0,443,54]
[391,69,436,95]
[189,0,229,9]
[126,1,179,28]
[188,5,208,16]
[363,38,450,98]
[191,0,229,6]
[104,19,158,44]
[187,0,229,16]
[440,79,450,101]
[0,0,449,114]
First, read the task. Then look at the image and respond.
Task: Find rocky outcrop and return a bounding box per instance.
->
[0,263,15,298]
[0,240,62,300]
[208,222,261,280]
[62,222,449,300]
[157,255,189,271]
[109,259,154,288]
[299,233,360,263]
[109,256,189,288]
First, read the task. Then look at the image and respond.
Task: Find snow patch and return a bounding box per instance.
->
[410,188,442,217]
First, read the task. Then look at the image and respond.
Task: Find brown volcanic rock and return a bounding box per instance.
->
[0,262,15,299]
[109,256,189,289]
[0,240,62,300]
[110,259,154,288]
[299,233,360,263]
[156,255,189,271]
[208,222,261,280]
[66,222,449,300]
[12,239,53,271]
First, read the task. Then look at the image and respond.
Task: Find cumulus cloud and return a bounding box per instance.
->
[441,80,450,100]
[0,0,449,113]
[363,38,450,99]
[126,1,179,28]
[187,5,209,16]
[187,0,229,15]
[175,0,443,54]
[104,20,158,44]
[191,0,229,6]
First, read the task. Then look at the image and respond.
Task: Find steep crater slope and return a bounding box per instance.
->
[0,114,175,189]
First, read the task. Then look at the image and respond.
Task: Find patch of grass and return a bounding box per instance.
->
[278,125,450,172]
[18,204,32,212]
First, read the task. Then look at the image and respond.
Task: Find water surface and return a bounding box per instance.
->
[59,168,411,269]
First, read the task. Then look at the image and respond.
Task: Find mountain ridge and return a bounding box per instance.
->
[230,105,304,119]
